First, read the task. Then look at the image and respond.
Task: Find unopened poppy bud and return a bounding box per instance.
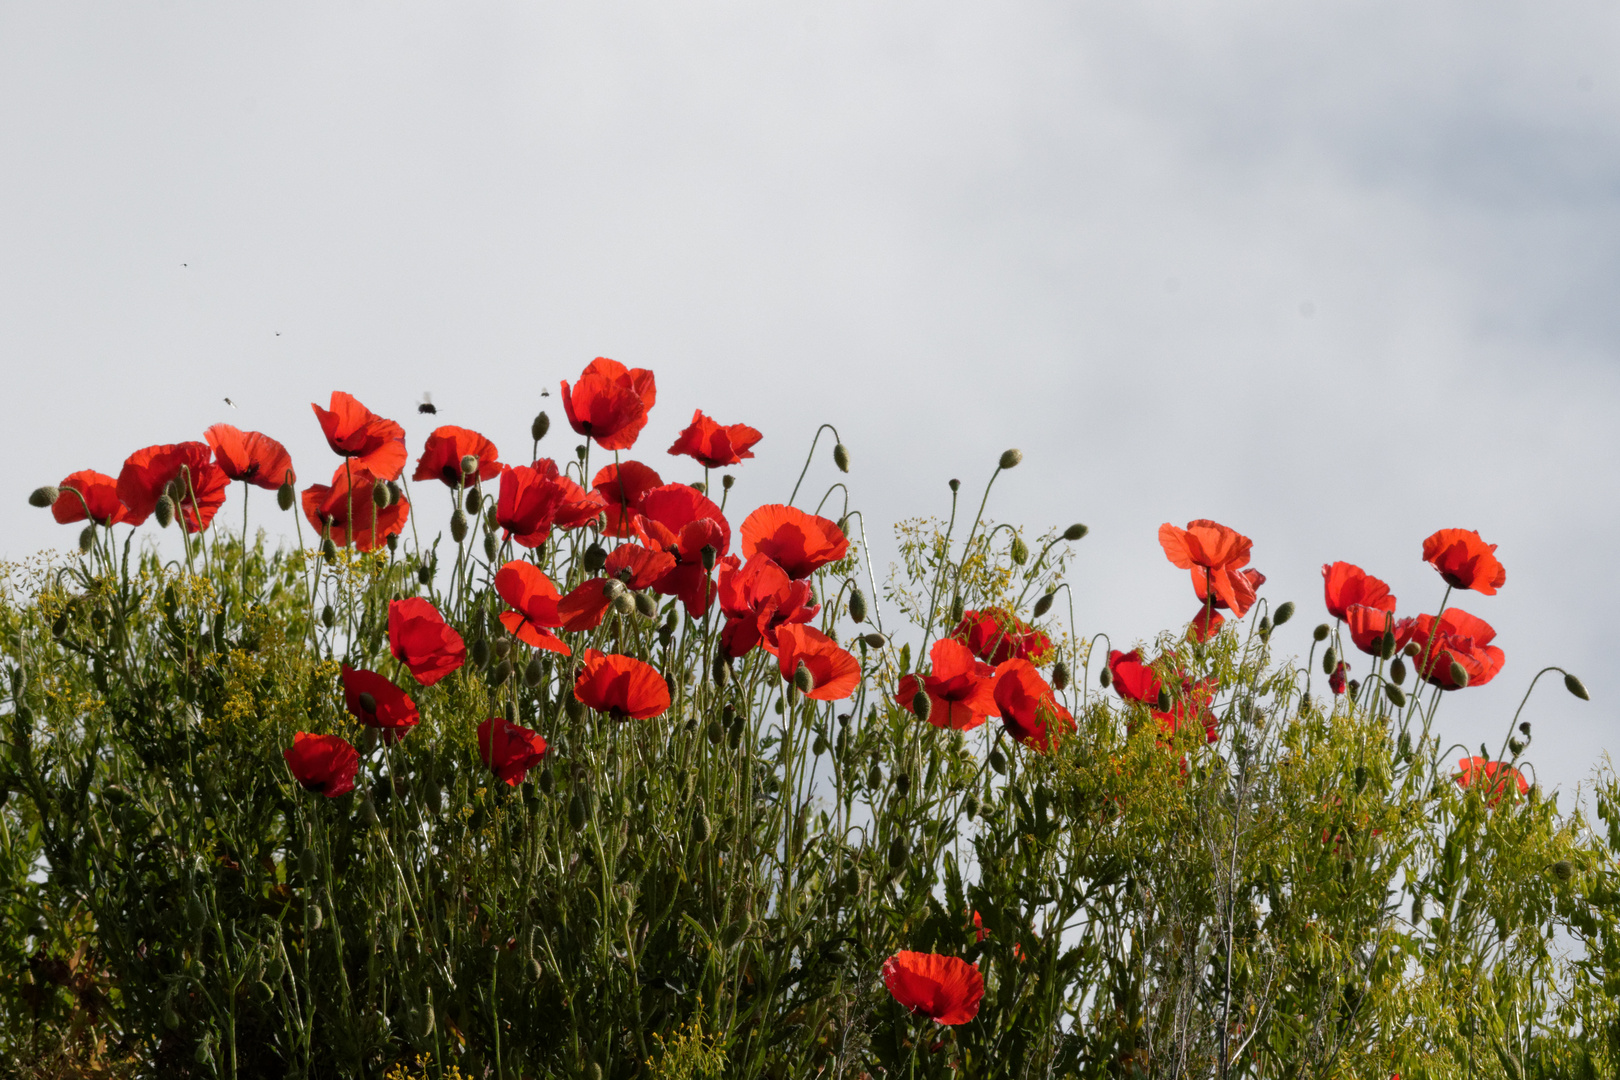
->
[1449,662,1468,688]
[1313,623,1329,642]
[77,525,95,552]
[321,604,336,629]
[862,632,887,649]
[359,795,379,828]
[634,591,657,619]
[1509,738,1525,756]
[154,495,175,528]
[1380,631,1396,660]
[483,533,498,561]
[867,762,883,789]
[1403,641,1421,657]
[471,637,491,666]
[812,732,827,755]
[949,594,964,625]
[1565,673,1589,701]
[894,771,910,797]
[692,811,711,844]
[1063,523,1088,542]
[165,478,184,502]
[531,411,550,441]
[1390,657,1407,685]
[949,478,960,492]
[28,486,58,508]
[1383,684,1406,708]
[450,508,469,544]
[794,661,814,694]
[701,545,717,571]
[988,748,1007,774]
[1156,687,1171,712]
[612,591,636,616]
[603,577,626,600]
[491,658,512,686]
[1347,679,1360,697]
[721,473,735,490]
[998,448,1023,470]
[387,481,402,506]
[911,690,932,723]
[1033,592,1054,617]
[1052,659,1070,691]
[416,564,433,586]
[584,543,607,573]
[372,483,390,508]
[1099,667,1112,688]
[568,792,587,831]
[310,906,323,930]
[689,481,706,495]
[836,516,850,538]
[1553,860,1574,882]
[1010,535,1029,565]
[524,655,544,687]
[358,692,377,714]
[711,654,732,687]
[830,442,850,474]
[299,848,319,880]
[849,588,868,623]
[566,695,586,721]
[1322,647,1337,676]
[277,478,295,511]
[321,537,337,563]
[963,794,979,819]
[464,489,481,515]
[538,766,553,795]
[887,834,909,869]
[1266,601,1292,627]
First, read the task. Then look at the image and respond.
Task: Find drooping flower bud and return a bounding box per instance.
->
[1156,687,1171,712]
[612,591,637,616]
[450,508,469,544]
[849,588,868,624]
[793,661,814,694]
[483,533,498,561]
[949,594,964,625]
[165,478,184,502]
[912,690,932,723]
[1380,631,1396,660]
[963,794,979,819]
[1322,647,1337,676]
[277,478,295,511]
[28,486,58,508]
[1063,523,1088,541]
[1273,601,1295,626]
[1098,667,1112,688]
[1010,535,1029,565]
[1312,623,1329,642]
[893,771,911,797]
[321,604,336,628]
[1033,592,1055,618]
[1448,661,1469,689]
[372,483,390,509]
[583,543,607,573]
[490,659,512,687]
[568,791,587,831]
[988,748,1006,774]
[78,525,95,553]
[1383,684,1406,708]
[531,411,550,441]
[692,810,711,844]
[833,443,850,473]
[711,653,732,687]
[1052,659,1070,691]
[321,537,337,563]
[887,834,908,869]
[1390,657,1407,685]
[471,637,491,667]
[464,489,481,515]
[1565,673,1590,701]
[416,564,434,586]
[634,591,658,619]
[998,448,1023,470]
[387,481,402,506]
[154,495,175,529]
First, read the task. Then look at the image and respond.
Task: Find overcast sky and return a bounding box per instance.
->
[2,1,1615,795]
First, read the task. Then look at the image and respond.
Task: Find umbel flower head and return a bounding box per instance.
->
[881,951,985,1026]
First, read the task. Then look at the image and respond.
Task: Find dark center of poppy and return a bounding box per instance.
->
[241,463,260,480]
[442,465,462,485]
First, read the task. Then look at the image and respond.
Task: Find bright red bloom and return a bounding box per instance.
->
[774,624,861,701]
[283,732,359,798]
[881,951,984,1026]
[117,442,230,532]
[716,553,819,658]
[951,607,1052,666]
[592,461,663,538]
[1454,756,1528,806]
[1321,562,1395,621]
[51,470,130,527]
[388,598,467,686]
[739,504,848,580]
[494,561,571,656]
[573,649,671,720]
[1344,605,1414,656]
[993,659,1073,752]
[496,460,606,548]
[1187,607,1225,642]
[477,716,548,787]
[634,484,731,615]
[340,665,420,744]
[1192,567,1265,618]
[311,392,407,480]
[1328,661,1349,696]
[667,409,763,468]
[969,910,988,943]
[1151,677,1219,744]
[894,639,999,731]
[413,426,500,488]
[560,357,657,451]
[301,466,410,552]
[1409,609,1504,690]
[204,424,295,490]
[1158,519,1254,613]
[605,543,677,590]
[557,578,613,633]
[1422,529,1506,595]
[1108,650,1162,706]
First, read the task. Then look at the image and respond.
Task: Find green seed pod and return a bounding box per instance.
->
[568,792,587,831]
[692,812,711,845]
[1156,687,1171,712]
[887,834,908,869]
[460,454,480,477]
[998,448,1023,470]
[1322,647,1337,676]
[321,604,336,629]
[701,544,717,571]
[450,508,469,544]
[471,637,491,667]
[29,485,60,508]
[867,762,883,789]
[849,588,868,623]
[832,442,850,473]
[1553,860,1574,882]
[321,537,338,563]
[1271,601,1294,626]
[584,543,607,573]
[988,748,1006,775]
[464,489,481,515]
[531,411,550,441]
[154,495,175,529]
[372,482,390,508]
[386,532,399,552]
[1448,662,1469,689]
[416,563,433,586]
[1063,522,1088,542]
[963,794,979,819]
[1390,657,1407,685]
[1052,660,1070,691]
[1313,623,1330,642]
[949,594,965,625]
[894,771,911,797]
[299,848,319,880]
[1099,667,1112,688]
[1384,683,1407,708]
[490,658,512,687]
[538,767,553,795]
[911,690,932,723]
[482,533,498,561]
[1010,535,1029,565]
[634,591,658,619]
[276,478,295,511]
[862,632,887,649]
[794,661,814,694]
[77,525,95,553]
[1380,631,1396,660]
[524,654,544,687]
[1565,673,1590,701]
[1033,592,1054,618]
[812,732,828,756]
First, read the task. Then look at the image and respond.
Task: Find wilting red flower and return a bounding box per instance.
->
[605,543,677,590]
[557,578,613,632]
[774,624,861,701]
[283,732,359,798]
[497,460,606,547]
[716,553,819,658]
[1344,605,1414,656]
[993,659,1073,752]
[739,504,848,580]
[1422,529,1506,595]
[413,426,501,488]
[204,424,295,490]
[881,951,984,1026]
[1328,661,1349,696]
[952,607,1052,666]
[895,639,999,731]
[667,409,763,468]
[494,561,571,655]
[1148,677,1218,744]
[118,443,230,532]
[311,392,407,480]
[1321,562,1395,621]
[1409,609,1504,690]
[1454,756,1528,806]
[477,716,548,786]
[51,470,130,527]
[1158,520,1254,613]
[635,484,731,615]
[301,466,410,552]
[339,665,420,744]
[1187,607,1225,642]
[1192,567,1265,618]
[560,357,657,451]
[593,460,663,538]
[1108,650,1163,706]
[388,598,467,686]
[573,649,671,720]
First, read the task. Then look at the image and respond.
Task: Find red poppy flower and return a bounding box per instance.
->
[51,470,130,527]
[1422,529,1506,595]
[739,504,848,580]
[1409,609,1504,690]
[895,639,1000,731]
[477,716,548,786]
[573,649,671,720]
[339,665,420,744]
[301,465,410,552]
[716,553,819,658]
[993,659,1073,752]
[1191,567,1265,618]
[667,409,763,469]
[634,484,731,615]
[204,424,296,490]
[556,578,613,633]
[496,460,606,548]
[560,357,657,451]
[118,442,230,532]
[1108,650,1163,706]
[413,426,501,488]
[881,951,984,1026]
[1187,606,1225,642]
[494,561,571,655]
[1151,677,1219,744]
[1328,661,1349,696]
[1158,520,1254,613]
[951,607,1052,666]
[1321,562,1395,621]
[968,910,988,943]
[592,461,664,538]
[283,732,359,798]
[388,598,467,686]
[1454,756,1528,805]
[1344,605,1414,656]
[773,624,861,701]
[311,392,407,480]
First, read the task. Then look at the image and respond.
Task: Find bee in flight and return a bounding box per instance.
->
[418,392,437,415]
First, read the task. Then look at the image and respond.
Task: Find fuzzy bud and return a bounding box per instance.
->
[584,543,607,573]
[531,411,550,441]
[1448,661,1469,689]
[1383,683,1406,708]
[793,661,814,694]
[887,834,909,870]
[1322,647,1337,676]
[711,653,732,687]
[949,594,965,625]
[1033,592,1055,618]
[893,771,911,798]
[1052,660,1070,691]
[988,748,1006,774]
[862,632,887,649]
[721,474,735,490]
[1390,657,1407,685]
[1403,641,1422,657]
[1508,738,1525,756]
[416,564,434,586]
[1312,623,1329,642]
[1565,673,1590,701]
[998,448,1023,470]
[490,659,512,687]
[1062,522,1088,542]
[568,792,587,831]
[849,588,868,624]
[575,444,588,461]
[689,481,706,495]
[831,442,850,473]
[450,508,469,544]
[1553,860,1574,882]
[471,637,491,667]
[77,525,95,552]
[1380,631,1397,660]
[28,486,58,508]
[154,495,175,529]
[1010,535,1029,565]
[372,483,390,508]
[298,848,319,880]
[525,655,544,688]
[612,591,637,616]
[1099,667,1112,688]
[911,690,932,723]
[701,544,717,571]
[634,591,658,619]
[464,489,481,515]
[692,811,711,845]
[321,537,338,563]
[321,604,336,629]
[1156,687,1171,712]
[963,794,979,819]
[483,532,498,561]
[359,795,379,828]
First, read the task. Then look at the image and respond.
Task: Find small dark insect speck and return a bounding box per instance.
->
[223,398,236,408]
[418,392,436,415]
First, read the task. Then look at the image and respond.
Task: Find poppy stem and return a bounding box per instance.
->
[241,480,251,607]
[1497,666,1565,765]
[787,424,841,507]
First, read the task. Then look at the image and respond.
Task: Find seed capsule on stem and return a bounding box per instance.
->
[1033,593,1054,617]
[531,411,550,441]
[450,509,469,544]
[1063,523,1088,541]
[1313,624,1329,642]
[999,449,1023,470]
[1449,662,1469,688]
[849,589,868,624]
[277,479,295,511]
